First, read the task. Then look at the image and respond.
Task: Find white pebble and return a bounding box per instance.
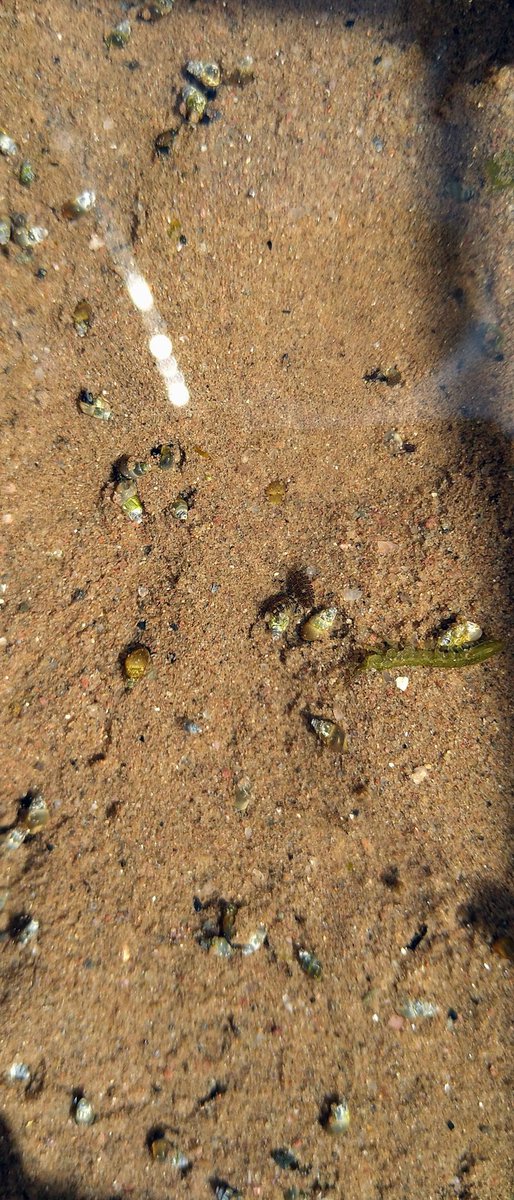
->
[395,675,409,691]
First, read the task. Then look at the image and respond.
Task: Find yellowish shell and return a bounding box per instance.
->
[310,717,346,751]
[123,647,151,683]
[265,479,287,505]
[300,606,337,642]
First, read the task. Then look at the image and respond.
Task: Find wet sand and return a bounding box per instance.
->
[0,1,513,1197]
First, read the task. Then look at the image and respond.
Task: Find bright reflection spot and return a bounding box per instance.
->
[149,333,173,361]
[166,376,190,408]
[126,272,154,313]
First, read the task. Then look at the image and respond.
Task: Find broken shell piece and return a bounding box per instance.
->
[402,999,438,1019]
[62,190,96,220]
[0,131,17,157]
[300,606,338,642]
[309,716,346,751]
[234,775,252,812]
[27,225,48,245]
[437,619,482,649]
[0,215,11,244]
[170,1149,191,1171]
[186,60,221,90]
[120,491,143,524]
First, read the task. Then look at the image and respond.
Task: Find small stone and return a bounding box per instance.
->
[401,999,438,1019]
[234,775,252,812]
[0,131,17,157]
[388,1014,405,1031]
[183,718,202,734]
[8,1062,31,1084]
[410,765,430,785]
[395,676,409,691]
[341,586,362,603]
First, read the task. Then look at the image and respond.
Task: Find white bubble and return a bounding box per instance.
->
[126,272,154,313]
[149,333,173,361]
